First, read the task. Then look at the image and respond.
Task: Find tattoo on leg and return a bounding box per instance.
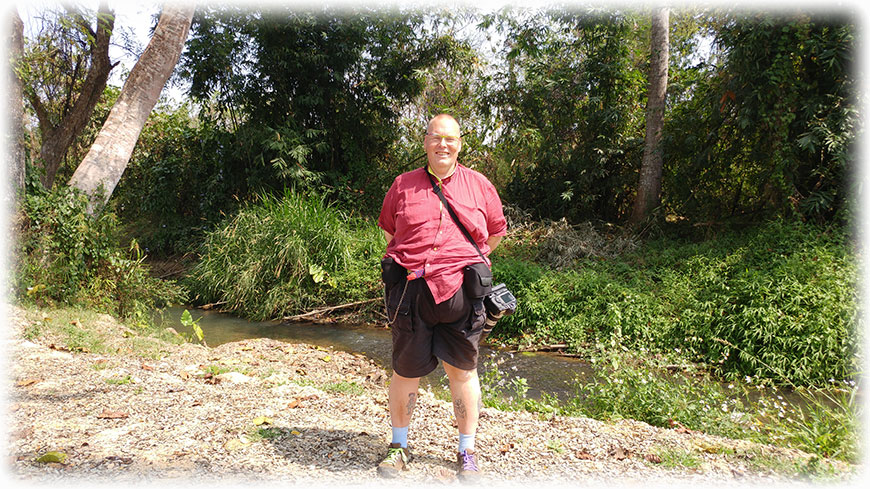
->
[406,393,417,416]
[454,399,467,420]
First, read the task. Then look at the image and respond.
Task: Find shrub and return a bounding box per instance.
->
[185,189,383,321]
[491,220,858,386]
[12,186,185,322]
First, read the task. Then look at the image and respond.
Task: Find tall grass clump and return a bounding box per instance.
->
[491,219,858,387]
[12,186,185,323]
[186,189,384,320]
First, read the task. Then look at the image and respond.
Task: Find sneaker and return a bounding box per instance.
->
[456,449,481,482]
[377,443,410,478]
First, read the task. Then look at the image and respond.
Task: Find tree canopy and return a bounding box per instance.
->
[15,4,859,249]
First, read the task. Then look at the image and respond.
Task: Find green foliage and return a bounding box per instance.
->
[471,7,857,226]
[177,5,470,216]
[565,348,748,438]
[483,7,648,222]
[13,186,186,321]
[114,7,855,268]
[185,189,383,321]
[492,220,857,386]
[665,11,857,224]
[180,309,206,346]
[114,104,249,256]
[480,349,859,463]
[754,385,860,463]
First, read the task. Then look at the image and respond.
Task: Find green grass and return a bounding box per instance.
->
[105,375,134,385]
[17,305,185,358]
[649,446,702,469]
[321,380,366,396]
[479,349,860,465]
[186,189,384,321]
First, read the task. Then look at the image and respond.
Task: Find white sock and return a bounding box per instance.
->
[391,426,409,448]
[458,432,475,453]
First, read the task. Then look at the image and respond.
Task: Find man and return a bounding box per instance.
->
[376,114,507,481]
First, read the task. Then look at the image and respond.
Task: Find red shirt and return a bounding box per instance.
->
[378,164,507,304]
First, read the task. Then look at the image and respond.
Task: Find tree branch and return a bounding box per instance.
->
[282,298,381,321]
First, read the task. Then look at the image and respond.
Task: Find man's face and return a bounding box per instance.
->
[425,117,462,176]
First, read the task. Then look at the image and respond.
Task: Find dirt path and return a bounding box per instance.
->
[4,305,857,486]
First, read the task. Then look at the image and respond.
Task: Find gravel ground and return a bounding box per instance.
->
[4,306,858,487]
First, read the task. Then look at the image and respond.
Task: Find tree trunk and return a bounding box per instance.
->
[30,2,116,190]
[68,3,195,213]
[630,7,669,225]
[7,8,26,201]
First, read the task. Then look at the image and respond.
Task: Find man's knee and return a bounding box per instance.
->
[443,362,478,384]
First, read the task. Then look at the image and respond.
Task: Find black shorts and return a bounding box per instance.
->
[384,277,486,378]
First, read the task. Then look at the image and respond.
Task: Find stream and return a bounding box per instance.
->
[155,306,842,414]
[155,306,594,400]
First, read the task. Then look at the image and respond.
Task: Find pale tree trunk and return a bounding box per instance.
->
[68,3,195,214]
[7,8,26,201]
[30,3,116,190]
[630,7,669,225]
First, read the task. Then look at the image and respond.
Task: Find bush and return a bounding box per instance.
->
[491,220,858,386]
[12,186,186,322]
[185,189,384,321]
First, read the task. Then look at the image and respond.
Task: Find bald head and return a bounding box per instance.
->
[427,114,460,135]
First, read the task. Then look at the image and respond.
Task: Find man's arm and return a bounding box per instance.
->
[486,235,502,252]
[383,231,394,245]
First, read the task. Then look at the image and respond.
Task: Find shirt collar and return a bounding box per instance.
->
[426,162,458,185]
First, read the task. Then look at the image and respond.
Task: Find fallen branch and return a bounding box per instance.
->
[200,301,227,310]
[283,298,380,321]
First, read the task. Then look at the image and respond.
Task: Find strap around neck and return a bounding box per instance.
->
[425,170,486,263]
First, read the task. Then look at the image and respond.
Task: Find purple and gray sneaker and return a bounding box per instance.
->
[456,449,481,482]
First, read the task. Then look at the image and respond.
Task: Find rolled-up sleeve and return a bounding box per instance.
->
[378,179,398,235]
[485,185,507,237]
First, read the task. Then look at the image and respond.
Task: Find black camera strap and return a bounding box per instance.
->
[426,168,488,263]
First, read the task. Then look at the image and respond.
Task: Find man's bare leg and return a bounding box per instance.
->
[442,362,480,447]
[388,371,421,444]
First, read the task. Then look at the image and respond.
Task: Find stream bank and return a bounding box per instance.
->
[6,304,857,485]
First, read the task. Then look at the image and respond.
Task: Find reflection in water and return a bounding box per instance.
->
[155,306,593,400]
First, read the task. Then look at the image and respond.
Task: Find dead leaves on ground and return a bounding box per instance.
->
[97,409,128,419]
[575,449,594,460]
[499,441,659,464]
[644,453,663,464]
[572,446,663,464]
[610,447,633,460]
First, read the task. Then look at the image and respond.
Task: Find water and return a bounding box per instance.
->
[155,306,844,413]
[155,306,594,400]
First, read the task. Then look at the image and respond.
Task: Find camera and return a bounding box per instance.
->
[482,282,517,336]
